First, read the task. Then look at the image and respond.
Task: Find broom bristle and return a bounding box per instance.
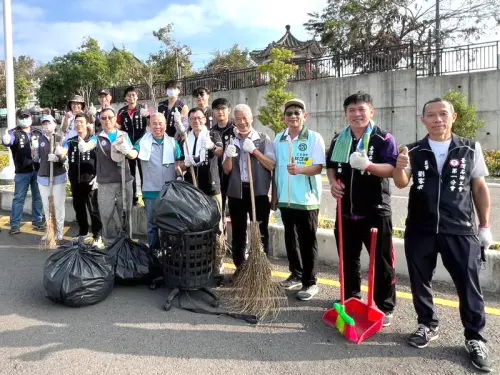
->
[40,197,57,251]
[215,234,226,272]
[225,222,286,320]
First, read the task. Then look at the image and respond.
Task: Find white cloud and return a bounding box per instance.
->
[0,0,327,62]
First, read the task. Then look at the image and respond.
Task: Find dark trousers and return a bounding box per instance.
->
[70,181,102,237]
[228,184,270,269]
[280,207,319,287]
[334,215,396,314]
[405,230,486,341]
[128,158,143,200]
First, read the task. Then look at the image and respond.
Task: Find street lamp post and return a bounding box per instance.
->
[0,0,16,183]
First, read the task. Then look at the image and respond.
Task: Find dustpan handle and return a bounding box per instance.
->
[247,154,256,222]
[367,228,378,307]
[337,191,344,305]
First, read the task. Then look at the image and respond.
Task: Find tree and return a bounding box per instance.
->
[107,46,145,87]
[150,25,193,80]
[14,75,32,108]
[305,0,500,55]
[0,55,35,108]
[443,90,485,140]
[202,44,254,74]
[258,49,298,133]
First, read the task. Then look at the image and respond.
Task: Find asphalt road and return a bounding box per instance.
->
[319,179,500,239]
[1,218,500,375]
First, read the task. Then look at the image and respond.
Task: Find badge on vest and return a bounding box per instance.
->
[101,140,107,146]
[40,142,45,148]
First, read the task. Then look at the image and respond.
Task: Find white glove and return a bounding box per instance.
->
[140,105,148,117]
[116,141,132,155]
[242,138,256,154]
[88,104,97,116]
[78,138,89,153]
[2,133,11,145]
[173,108,185,134]
[349,150,371,171]
[478,227,493,251]
[55,145,65,156]
[89,177,98,190]
[31,137,39,150]
[203,135,215,150]
[184,155,195,167]
[47,154,58,162]
[224,143,238,158]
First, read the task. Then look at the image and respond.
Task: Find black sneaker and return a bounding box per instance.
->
[9,227,20,235]
[465,340,491,372]
[279,276,302,290]
[32,222,46,231]
[408,324,439,348]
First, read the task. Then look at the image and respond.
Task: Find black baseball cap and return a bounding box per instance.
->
[98,89,110,96]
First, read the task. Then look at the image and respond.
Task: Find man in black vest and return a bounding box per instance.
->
[65,113,103,248]
[158,80,189,138]
[222,104,275,270]
[2,109,44,234]
[192,87,213,129]
[79,107,134,246]
[116,86,149,206]
[393,98,492,372]
[35,115,68,242]
[326,92,397,327]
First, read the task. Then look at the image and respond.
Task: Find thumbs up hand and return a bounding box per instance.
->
[88,103,97,116]
[287,156,302,175]
[396,146,410,170]
[349,149,371,171]
[140,104,149,117]
[225,138,238,158]
[173,107,186,135]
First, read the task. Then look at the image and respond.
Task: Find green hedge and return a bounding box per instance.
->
[484,150,500,177]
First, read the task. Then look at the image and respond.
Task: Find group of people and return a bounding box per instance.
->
[2,85,493,372]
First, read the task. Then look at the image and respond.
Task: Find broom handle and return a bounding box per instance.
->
[367,228,378,307]
[183,133,197,187]
[337,194,344,305]
[49,134,54,196]
[247,153,256,222]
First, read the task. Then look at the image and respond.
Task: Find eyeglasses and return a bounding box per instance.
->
[189,116,205,121]
[285,110,303,117]
[193,92,206,98]
[100,116,115,120]
[214,106,228,111]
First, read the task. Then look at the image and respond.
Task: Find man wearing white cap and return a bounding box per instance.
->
[34,115,68,241]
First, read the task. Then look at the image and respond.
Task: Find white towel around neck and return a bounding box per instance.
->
[184,127,208,163]
[138,133,176,165]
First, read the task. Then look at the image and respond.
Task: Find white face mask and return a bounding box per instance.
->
[18,118,32,128]
[167,89,177,98]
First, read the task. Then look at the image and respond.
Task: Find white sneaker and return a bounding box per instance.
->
[296,284,319,301]
[83,233,94,245]
[93,237,105,250]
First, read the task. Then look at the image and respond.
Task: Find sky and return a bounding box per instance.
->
[0,0,498,71]
[0,0,327,70]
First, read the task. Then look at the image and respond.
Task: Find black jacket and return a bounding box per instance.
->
[406,134,478,235]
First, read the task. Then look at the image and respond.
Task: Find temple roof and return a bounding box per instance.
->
[250,25,326,64]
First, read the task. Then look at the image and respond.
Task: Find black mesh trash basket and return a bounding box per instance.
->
[158,227,219,311]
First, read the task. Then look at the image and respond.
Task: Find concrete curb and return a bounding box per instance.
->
[226,223,500,294]
[3,188,499,293]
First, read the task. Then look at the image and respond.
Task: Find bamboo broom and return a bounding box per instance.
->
[41,134,57,250]
[228,152,286,320]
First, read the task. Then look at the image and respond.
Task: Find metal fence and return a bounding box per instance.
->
[107,41,500,101]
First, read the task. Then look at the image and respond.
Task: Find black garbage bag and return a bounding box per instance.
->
[153,180,221,234]
[43,242,116,307]
[107,237,162,285]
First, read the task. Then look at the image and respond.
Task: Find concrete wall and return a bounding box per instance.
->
[122,69,500,149]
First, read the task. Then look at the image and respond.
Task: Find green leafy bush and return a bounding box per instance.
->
[484,150,500,177]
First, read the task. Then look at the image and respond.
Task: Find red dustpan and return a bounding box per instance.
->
[323,197,384,344]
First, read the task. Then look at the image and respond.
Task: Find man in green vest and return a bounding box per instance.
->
[274,99,326,301]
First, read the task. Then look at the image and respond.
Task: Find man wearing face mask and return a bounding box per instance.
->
[192,87,213,130]
[116,86,150,206]
[34,115,68,242]
[2,109,45,235]
[158,80,189,138]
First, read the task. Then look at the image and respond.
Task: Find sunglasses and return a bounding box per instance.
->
[100,115,114,120]
[285,110,303,117]
[193,92,206,98]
